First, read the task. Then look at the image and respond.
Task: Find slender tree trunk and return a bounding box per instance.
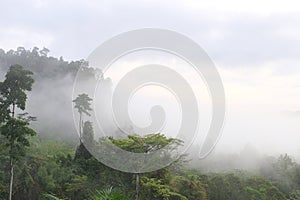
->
[9,103,15,200]
[12,104,15,119]
[135,174,140,200]
[9,158,13,200]
[79,113,82,143]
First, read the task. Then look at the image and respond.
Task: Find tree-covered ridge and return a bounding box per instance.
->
[0,47,90,80]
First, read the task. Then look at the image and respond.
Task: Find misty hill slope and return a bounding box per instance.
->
[0,47,102,144]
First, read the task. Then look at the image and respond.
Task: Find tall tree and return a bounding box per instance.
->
[72,93,92,142]
[109,133,183,200]
[0,64,36,200]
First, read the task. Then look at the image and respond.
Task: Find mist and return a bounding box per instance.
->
[1,47,299,170]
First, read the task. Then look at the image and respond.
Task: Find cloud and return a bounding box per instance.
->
[282,110,300,117]
[184,0,300,13]
[0,0,299,68]
[0,27,54,51]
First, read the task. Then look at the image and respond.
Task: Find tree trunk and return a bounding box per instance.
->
[9,103,15,200]
[79,113,82,143]
[12,104,15,118]
[9,158,13,200]
[135,174,140,200]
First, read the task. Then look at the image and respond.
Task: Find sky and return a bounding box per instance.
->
[1,0,300,157]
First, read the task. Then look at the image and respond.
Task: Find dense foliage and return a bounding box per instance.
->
[0,136,299,199]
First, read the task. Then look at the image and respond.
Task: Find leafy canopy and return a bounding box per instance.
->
[72,93,92,116]
[0,64,34,111]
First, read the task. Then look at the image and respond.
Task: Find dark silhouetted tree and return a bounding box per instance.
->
[0,64,36,200]
[72,94,92,143]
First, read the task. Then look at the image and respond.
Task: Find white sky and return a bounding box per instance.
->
[1,0,300,156]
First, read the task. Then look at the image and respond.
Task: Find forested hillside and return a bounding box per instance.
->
[0,47,299,200]
[0,47,104,144]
